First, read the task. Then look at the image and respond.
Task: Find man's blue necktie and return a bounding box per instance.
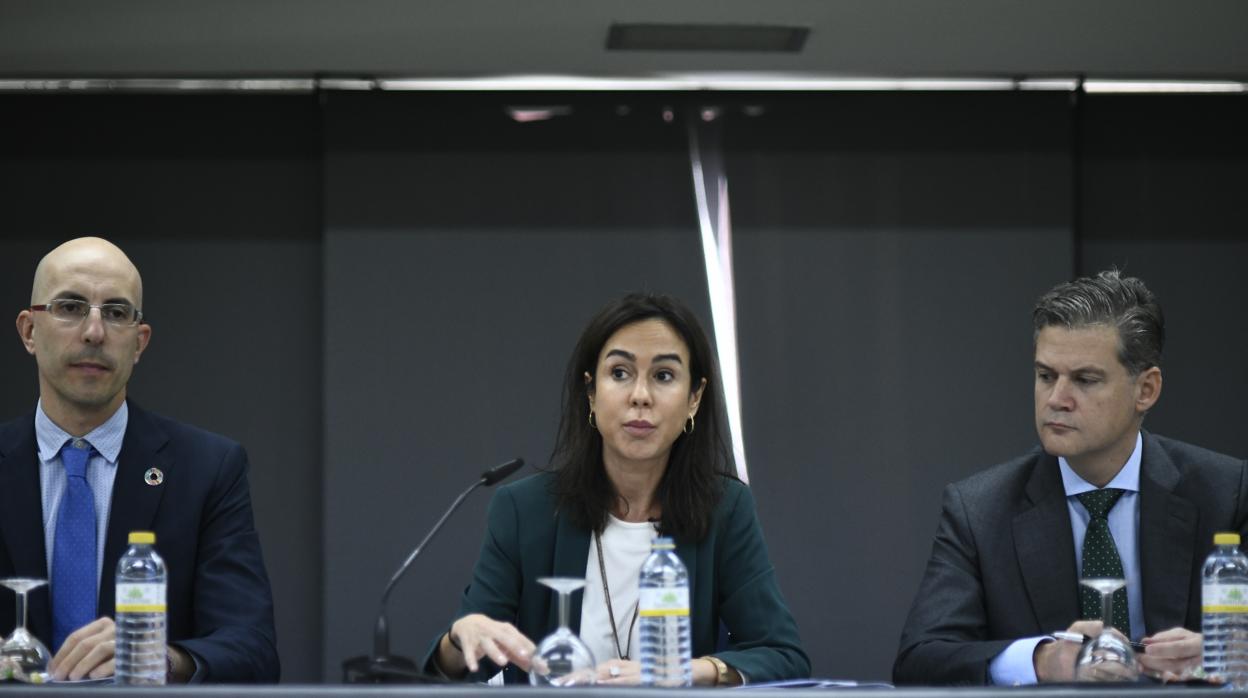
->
[52,440,97,652]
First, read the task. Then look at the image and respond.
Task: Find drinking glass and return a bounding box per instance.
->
[528,577,596,687]
[1074,578,1140,682]
[0,578,50,683]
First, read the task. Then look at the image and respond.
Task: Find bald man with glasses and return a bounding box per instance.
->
[2,237,278,682]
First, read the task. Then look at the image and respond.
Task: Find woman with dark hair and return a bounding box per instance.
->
[425,292,808,686]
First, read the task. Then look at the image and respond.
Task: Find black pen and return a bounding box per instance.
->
[1053,630,1147,653]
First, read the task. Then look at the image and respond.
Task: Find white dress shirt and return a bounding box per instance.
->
[581,515,657,667]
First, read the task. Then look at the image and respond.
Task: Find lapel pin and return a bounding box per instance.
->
[144,468,164,486]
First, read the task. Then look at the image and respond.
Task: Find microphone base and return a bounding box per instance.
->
[342,654,446,684]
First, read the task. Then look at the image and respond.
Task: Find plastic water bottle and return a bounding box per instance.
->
[639,536,691,687]
[115,531,167,685]
[1203,532,1248,688]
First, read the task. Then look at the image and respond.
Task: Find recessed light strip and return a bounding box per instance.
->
[0,79,315,92]
[1083,80,1246,94]
[1017,79,1081,91]
[374,75,1248,93]
[376,76,1028,92]
[0,76,1243,94]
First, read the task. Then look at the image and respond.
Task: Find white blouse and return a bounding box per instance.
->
[579,515,658,667]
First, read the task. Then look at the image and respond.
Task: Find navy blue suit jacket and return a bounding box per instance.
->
[0,403,279,682]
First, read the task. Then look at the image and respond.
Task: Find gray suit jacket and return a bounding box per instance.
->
[894,432,1248,685]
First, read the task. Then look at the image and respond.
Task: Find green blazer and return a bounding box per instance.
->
[424,471,810,683]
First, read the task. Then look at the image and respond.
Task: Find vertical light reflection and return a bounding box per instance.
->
[687,109,749,483]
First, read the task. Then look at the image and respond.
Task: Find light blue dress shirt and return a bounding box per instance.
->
[37,400,127,587]
[989,432,1143,685]
[36,399,204,679]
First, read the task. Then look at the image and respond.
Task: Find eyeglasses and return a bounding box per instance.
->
[30,299,144,327]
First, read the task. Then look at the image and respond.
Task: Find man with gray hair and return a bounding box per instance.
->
[895,270,1248,685]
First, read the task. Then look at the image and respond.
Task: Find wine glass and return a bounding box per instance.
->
[528,577,596,687]
[0,578,50,684]
[1074,578,1140,682]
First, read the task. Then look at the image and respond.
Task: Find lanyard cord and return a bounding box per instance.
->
[594,530,640,661]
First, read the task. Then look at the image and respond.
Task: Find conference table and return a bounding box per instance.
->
[0,686,1226,697]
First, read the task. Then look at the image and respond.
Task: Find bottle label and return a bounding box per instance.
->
[116,583,166,613]
[639,587,690,617]
[1203,584,1248,613]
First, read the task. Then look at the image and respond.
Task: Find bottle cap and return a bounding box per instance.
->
[1214,532,1241,546]
[651,536,675,549]
[128,531,156,545]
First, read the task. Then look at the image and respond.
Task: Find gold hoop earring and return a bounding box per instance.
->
[683,414,695,434]
[588,411,598,429]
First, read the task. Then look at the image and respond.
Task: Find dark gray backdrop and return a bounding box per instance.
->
[1079,95,1248,461]
[1,91,1245,684]
[321,93,712,678]
[726,92,1073,677]
[0,95,325,683]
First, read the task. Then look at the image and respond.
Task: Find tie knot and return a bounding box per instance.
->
[1077,488,1127,519]
[60,440,94,478]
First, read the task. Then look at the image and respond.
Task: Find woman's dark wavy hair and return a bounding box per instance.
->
[548,292,735,543]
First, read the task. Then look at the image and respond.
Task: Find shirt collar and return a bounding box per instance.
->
[1058,431,1142,496]
[35,399,129,464]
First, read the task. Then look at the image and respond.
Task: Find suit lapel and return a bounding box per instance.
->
[1013,451,1080,632]
[98,404,170,615]
[549,510,591,634]
[1138,432,1197,634]
[0,414,53,639]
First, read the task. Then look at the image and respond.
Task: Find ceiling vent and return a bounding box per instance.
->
[606,23,809,53]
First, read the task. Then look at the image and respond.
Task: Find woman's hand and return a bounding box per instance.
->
[595,659,642,685]
[439,614,535,676]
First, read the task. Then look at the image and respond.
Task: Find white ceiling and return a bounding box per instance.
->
[1,0,1246,80]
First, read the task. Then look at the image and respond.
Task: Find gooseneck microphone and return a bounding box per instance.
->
[343,457,526,683]
[479,458,526,487]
